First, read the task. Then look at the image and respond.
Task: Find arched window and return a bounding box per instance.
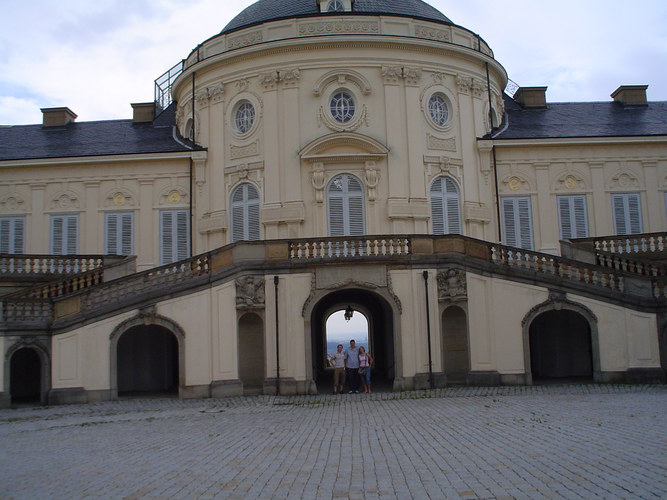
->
[231,183,261,242]
[327,174,365,236]
[430,176,461,234]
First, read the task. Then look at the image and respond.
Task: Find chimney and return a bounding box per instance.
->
[41,107,77,127]
[513,86,548,108]
[131,102,155,123]
[611,85,648,106]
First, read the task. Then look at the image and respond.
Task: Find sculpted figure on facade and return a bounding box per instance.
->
[236,276,265,310]
[437,268,467,302]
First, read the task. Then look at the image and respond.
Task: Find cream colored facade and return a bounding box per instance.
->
[1,1,665,405]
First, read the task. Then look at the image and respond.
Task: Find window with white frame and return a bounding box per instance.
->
[327,174,365,237]
[329,91,355,123]
[328,0,344,11]
[557,195,588,240]
[430,176,461,235]
[234,101,255,134]
[231,183,261,242]
[160,210,190,265]
[427,94,449,127]
[50,214,79,255]
[105,212,134,256]
[501,196,533,250]
[0,216,25,254]
[611,193,642,235]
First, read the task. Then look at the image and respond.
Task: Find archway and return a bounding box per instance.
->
[310,289,395,393]
[238,313,265,395]
[441,306,469,384]
[10,348,42,404]
[116,325,179,395]
[529,310,593,382]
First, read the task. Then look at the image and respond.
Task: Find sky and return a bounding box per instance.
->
[0,0,665,125]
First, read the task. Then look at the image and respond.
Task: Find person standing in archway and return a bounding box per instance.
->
[358,346,374,394]
[344,339,360,393]
[329,344,346,395]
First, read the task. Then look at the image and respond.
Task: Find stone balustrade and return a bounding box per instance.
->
[593,233,666,255]
[0,254,105,275]
[3,235,665,331]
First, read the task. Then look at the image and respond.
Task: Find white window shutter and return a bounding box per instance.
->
[558,195,588,240]
[430,177,461,235]
[327,174,365,237]
[176,211,189,261]
[502,197,533,250]
[160,210,189,265]
[51,215,78,255]
[612,193,642,235]
[105,214,118,254]
[120,213,133,255]
[160,211,174,264]
[0,219,9,253]
[231,183,261,242]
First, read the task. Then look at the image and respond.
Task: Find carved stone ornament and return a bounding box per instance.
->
[50,192,80,210]
[311,163,326,203]
[208,82,225,104]
[472,80,487,98]
[382,66,402,85]
[230,140,259,160]
[104,188,136,208]
[318,104,368,132]
[196,89,211,108]
[281,69,301,88]
[298,20,379,36]
[236,276,265,310]
[610,171,640,190]
[259,71,280,91]
[0,193,26,212]
[364,161,380,202]
[159,187,188,206]
[437,268,467,302]
[555,173,586,192]
[456,76,473,95]
[228,30,263,50]
[427,133,457,152]
[415,24,451,42]
[403,67,422,86]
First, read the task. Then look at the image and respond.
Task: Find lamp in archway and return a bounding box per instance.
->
[344,305,354,322]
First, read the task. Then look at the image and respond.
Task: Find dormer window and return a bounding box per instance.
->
[327,0,344,11]
[318,0,352,12]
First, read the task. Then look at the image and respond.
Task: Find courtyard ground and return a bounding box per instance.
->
[0,384,665,499]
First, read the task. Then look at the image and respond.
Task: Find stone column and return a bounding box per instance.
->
[30,183,46,253]
[84,181,99,254]
[589,162,609,235]
[138,180,155,270]
[260,71,281,239]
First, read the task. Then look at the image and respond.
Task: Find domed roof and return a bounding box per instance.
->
[222,0,452,34]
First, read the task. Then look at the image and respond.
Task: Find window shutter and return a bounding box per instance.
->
[430,178,445,235]
[444,177,461,234]
[176,211,189,261]
[558,195,588,240]
[51,215,78,255]
[517,197,533,250]
[160,211,174,264]
[327,174,365,237]
[231,184,261,242]
[430,177,461,235]
[612,193,642,235]
[120,213,133,255]
[52,216,64,254]
[0,219,9,253]
[105,214,118,254]
[502,197,533,250]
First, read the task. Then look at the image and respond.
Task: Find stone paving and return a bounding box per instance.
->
[0,385,665,499]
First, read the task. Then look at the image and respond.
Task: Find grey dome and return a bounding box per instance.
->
[222,0,452,34]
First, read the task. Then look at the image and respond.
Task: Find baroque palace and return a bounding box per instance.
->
[1,0,665,405]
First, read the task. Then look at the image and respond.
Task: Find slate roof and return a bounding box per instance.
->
[222,0,452,34]
[0,105,198,162]
[495,95,667,140]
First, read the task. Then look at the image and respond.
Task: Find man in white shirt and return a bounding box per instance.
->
[344,339,361,393]
[329,344,346,394]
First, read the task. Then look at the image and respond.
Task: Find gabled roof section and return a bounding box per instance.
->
[494,95,667,140]
[222,0,452,34]
[0,104,200,162]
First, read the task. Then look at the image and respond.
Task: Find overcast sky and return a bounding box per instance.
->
[1,0,665,125]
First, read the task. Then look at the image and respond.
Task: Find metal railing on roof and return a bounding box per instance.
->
[154,61,184,117]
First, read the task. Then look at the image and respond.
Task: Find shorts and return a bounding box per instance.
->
[333,367,346,387]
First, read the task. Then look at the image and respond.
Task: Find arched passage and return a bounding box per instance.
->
[116,325,179,395]
[10,348,42,404]
[310,289,395,393]
[529,309,593,382]
[238,312,265,395]
[441,306,469,384]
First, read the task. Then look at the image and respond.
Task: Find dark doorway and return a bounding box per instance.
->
[10,348,42,404]
[117,325,179,395]
[442,306,469,384]
[238,313,265,395]
[311,289,395,393]
[529,310,593,382]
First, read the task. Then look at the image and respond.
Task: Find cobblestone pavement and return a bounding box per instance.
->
[0,385,665,499]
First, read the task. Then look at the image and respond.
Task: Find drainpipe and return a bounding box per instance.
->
[423,271,434,389]
[274,276,280,395]
[486,63,503,241]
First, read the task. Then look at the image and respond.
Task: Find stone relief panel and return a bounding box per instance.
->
[236,276,265,310]
[298,20,379,36]
[427,134,457,152]
[225,162,264,192]
[437,268,467,302]
[553,171,588,192]
[0,193,28,212]
[609,170,641,190]
[414,24,451,42]
[500,173,533,193]
[49,191,81,211]
[103,188,137,208]
[228,30,263,50]
[230,141,260,160]
[158,187,189,206]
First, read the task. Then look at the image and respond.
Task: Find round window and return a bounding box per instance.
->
[330,91,355,123]
[234,101,255,134]
[427,94,449,127]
